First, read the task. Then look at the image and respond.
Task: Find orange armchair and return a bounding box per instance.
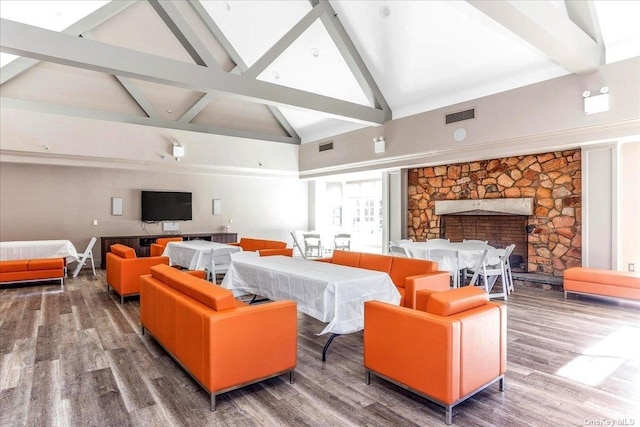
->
[150,237,183,257]
[106,244,169,303]
[364,286,506,425]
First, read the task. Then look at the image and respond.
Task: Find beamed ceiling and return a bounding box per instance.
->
[1,0,639,145]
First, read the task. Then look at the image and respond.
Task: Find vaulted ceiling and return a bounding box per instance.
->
[1,1,639,145]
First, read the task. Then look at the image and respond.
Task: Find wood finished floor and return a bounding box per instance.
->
[1,271,639,427]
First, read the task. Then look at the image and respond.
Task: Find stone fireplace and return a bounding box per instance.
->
[408,150,582,276]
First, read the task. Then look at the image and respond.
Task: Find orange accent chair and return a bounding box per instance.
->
[364,286,507,425]
[150,237,183,257]
[106,244,169,303]
[318,250,450,309]
[140,264,297,410]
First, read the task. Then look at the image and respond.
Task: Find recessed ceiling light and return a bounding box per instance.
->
[224,2,231,11]
[379,5,391,18]
[272,71,280,80]
[167,109,173,113]
[311,48,319,57]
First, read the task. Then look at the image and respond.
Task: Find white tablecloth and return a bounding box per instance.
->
[399,241,497,270]
[221,255,400,335]
[0,240,79,263]
[162,240,241,271]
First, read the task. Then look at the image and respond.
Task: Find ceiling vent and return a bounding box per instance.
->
[319,141,334,152]
[445,108,475,124]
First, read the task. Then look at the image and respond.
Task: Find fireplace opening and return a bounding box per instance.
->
[441,215,528,272]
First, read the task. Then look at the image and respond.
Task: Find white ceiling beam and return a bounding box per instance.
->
[147,0,218,67]
[1,97,299,145]
[467,0,602,74]
[319,1,391,116]
[1,19,385,126]
[186,0,299,140]
[243,2,329,79]
[0,0,136,85]
[81,32,158,119]
[564,0,605,63]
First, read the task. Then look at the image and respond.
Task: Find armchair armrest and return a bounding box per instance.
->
[150,243,165,257]
[404,271,450,309]
[364,300,461,403]
[117,256,169,295]
[206,300,297,391]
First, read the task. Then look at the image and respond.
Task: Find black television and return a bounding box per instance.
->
[141,191,192,222]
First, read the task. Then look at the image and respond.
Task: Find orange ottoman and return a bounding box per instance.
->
[563,267,640,302]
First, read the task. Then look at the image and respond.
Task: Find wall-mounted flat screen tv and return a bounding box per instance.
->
[141,191,192,222]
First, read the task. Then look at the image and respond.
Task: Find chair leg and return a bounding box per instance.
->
[90,254,96,276]
[445,405,453,425]
[210,393,216,411]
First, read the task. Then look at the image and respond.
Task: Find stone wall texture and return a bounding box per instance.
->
[408,149,582,276]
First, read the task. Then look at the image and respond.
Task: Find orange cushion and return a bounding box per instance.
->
[331,250,361,267]
[0,260,29,272]
[28,258,64,270]
[358,253,393,274]
[564,267,640,289]
[110,244,137,259]
[389,257,438,287]
[150,264,236,311]
[426,286,488,316]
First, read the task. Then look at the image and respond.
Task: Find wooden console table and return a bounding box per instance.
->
[100,232,237,268]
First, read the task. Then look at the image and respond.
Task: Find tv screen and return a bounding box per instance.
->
[141,191,192,222]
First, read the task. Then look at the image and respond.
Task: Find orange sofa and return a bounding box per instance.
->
[0,258,65,288]
[150,237,183,257]
[563,267,640,302]
[106,244,169,303]
[364,286,506,425]
[140,264,297,410]
[318,250,450,309]
[230,237,288,256]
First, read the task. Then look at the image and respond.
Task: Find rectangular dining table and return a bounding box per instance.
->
[0,240,79,263]
[161,240,241,272]
[221,254,400,360]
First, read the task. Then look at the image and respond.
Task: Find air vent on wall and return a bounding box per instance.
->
[445,108,475,124]
[319,141,334,152]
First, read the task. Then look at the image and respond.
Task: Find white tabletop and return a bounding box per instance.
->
[162,240,241,271]
[221,255,400,335]
[399,241,497,270]
[0,240,79,263]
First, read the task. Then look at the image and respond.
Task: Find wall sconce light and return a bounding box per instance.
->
[373,136,385,153]
[583,87,609,115]
[172,141,185,161]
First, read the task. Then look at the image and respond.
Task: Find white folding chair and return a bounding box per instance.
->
[207,248,231,283]
[334,233,351,251]
[427,248,461,288]
[468,248,508,300]
[303,233,322,258]
[503,244,516,294]
[388,244,408,257]
[72,237,97,278]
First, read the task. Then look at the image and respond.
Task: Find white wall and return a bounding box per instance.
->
[621,142,640,272]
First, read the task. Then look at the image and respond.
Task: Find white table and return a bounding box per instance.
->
[399,241,497,270]
[0,240,79,263]
[221,255,400,336]
[162,240,241,272]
